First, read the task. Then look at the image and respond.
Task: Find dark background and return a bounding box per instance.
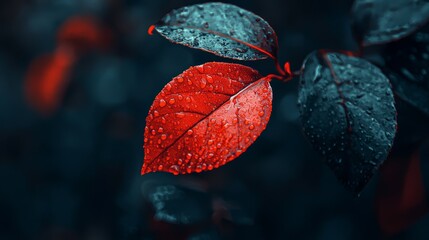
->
[1,0,428,239]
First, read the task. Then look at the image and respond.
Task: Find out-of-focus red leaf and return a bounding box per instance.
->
[142,62,272,175]
[57,16,111,53]
[376,148,429,236]
[25,46,76,115]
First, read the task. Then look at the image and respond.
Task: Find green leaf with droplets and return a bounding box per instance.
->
[298,51,397,193]
[151,2,279,60]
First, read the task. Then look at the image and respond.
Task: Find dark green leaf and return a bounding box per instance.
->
[298,51,397,193]
[153,2,278,60]
[352,0,429,46]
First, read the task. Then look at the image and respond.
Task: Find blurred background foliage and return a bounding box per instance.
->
[0,0,428,239]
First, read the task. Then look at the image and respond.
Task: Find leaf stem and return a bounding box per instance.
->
[271,59,302,83]
[263,74,285,82]
[274,58,286,76]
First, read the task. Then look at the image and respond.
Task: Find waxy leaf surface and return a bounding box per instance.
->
[152,2,278,60]
[142,62,272,175]
[352,0,429,46]
[298,51,397,193]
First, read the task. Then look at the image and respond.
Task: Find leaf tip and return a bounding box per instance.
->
[148,25,156,35]
[141,163,149,175]
[284,62,291,76]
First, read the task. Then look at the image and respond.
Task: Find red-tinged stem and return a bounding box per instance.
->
[262,73,296,83]
[274,58,286,76]
[263,74,284,82]
[270,59,300,83]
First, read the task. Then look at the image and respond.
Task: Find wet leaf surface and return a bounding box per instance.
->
[298,51,397,193]
[352,0,429,46]
[152,2,278,60]
[142,62,272,175]
[381,24,429,117]
[142,180,212,225]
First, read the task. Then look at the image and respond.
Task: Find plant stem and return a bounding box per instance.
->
[274,58,286,76]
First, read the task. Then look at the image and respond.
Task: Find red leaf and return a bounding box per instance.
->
[142,62,272,175]
[25,46,76,115]
[376,148,429,236]
[57,16,111,53]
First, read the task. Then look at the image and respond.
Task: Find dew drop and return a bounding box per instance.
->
[169,98,176,104]
[169,165,180,175]
[177,77,184,83]
[151,130,156,135]
[154,110,160,117]
[158,127,164,133]
[185,96,191,103]
[235,48,247,53]
[196,65,204,73]
[187,129,193,135]
[206,75,214,83]
[161,134,167,140]
[200,78,207,88]
[158,165,163,171]
[249,124,255,130]
[159,99,167,107]
[176,112,185,118]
